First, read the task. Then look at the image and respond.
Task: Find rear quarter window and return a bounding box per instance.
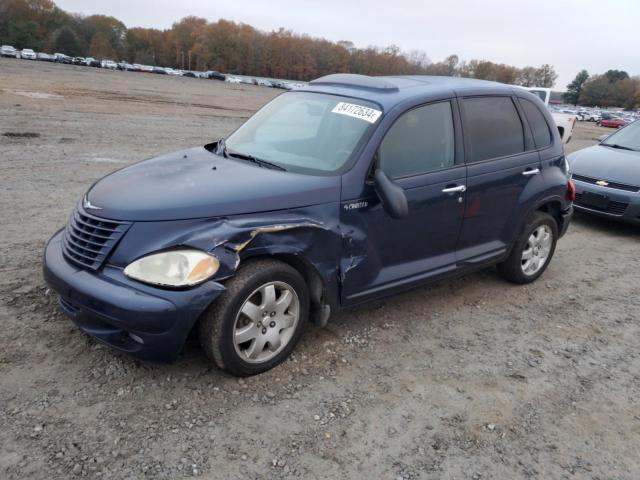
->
[461,96,525,162]
[520,98,552,148]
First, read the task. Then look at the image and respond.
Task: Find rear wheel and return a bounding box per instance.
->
[497,212,558,284]
[198,259,309,376]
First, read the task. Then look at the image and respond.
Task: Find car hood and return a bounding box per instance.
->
[568,144,640,186]
[86,147,340,221]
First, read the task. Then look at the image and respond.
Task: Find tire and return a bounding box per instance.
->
[497,211,558,284]
[198,259,309,376]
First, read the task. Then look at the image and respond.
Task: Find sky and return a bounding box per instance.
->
[55,0,640,89]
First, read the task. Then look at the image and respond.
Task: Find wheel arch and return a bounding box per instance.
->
[240,252,335,327]
[536,199,564,230]
[506,195,566,258]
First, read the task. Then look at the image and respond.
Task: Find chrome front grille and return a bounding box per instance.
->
[62,206,131,270]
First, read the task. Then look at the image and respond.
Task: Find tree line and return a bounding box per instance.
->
[2,0,558,86]
[563,69,639,109]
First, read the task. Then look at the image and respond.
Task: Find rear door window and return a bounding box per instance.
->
[520,98,552,148]
[461,96,525,162]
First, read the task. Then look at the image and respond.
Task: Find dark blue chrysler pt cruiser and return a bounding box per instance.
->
[44,74,574,376]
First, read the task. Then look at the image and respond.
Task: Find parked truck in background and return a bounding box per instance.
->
[521,87,576,144]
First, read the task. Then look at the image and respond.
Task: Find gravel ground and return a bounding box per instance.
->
[1,58,639,480]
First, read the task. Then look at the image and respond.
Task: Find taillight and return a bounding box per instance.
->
[572,117,577,129]
[566,179,576,202]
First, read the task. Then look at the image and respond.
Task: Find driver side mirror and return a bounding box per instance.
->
[374,169,408,219]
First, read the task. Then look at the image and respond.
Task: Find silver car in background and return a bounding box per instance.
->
[569,120,640,225]
[1,45,18,57]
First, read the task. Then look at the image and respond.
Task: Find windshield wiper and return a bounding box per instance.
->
[225,148,287,171]
[602,143,637,151]
[215,137,286,170]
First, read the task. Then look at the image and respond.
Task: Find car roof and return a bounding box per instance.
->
[300,73,521,111]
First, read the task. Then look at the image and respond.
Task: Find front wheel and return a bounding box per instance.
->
[497,212,558,284]
[198,259,309,376]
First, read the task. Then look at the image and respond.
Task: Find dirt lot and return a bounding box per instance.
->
[1,58,639,480]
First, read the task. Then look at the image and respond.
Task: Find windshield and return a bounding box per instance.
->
[601,120,640,151]
[224,92,382,174]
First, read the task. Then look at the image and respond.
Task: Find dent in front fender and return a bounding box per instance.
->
[226,222,330,252]
[107,203,347,313]
[206,219,332,279]
[207,205,344,315]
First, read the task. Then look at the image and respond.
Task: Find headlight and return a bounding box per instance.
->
[124,249,219,287]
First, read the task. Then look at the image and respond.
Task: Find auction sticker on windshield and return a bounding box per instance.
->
[332,102,382,124]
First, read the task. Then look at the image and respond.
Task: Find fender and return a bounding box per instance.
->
[506,193,569,257]
[108,203,343,324]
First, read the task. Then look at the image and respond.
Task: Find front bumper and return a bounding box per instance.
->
[573,181,640,226]
[43,230,225,363]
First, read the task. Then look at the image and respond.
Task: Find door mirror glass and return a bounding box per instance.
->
[374,169,408,219]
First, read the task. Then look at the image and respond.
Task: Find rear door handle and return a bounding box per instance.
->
[522,168,540,176]
[442,185,466,193]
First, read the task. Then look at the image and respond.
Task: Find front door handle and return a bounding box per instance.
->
[442,185,466,193]
[522,168,540,176]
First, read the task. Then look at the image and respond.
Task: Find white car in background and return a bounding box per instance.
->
[561,109,584,121]
[19,48,37,60]
[165,68,183,76]
[1,45,18,57]
[576,110,590,121]
[583,111,602,122]
[225,76,242,84]
[101,59,118,69]
[521,87,576,144]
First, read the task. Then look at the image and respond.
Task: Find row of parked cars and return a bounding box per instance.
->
[555,107,639,128]
[1,44,305,90]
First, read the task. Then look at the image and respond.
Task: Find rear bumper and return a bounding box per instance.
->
[43,230,225,362]
[558,205,573,237]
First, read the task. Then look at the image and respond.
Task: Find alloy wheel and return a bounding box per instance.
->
[521,225,553,276]
[233,281,300,364]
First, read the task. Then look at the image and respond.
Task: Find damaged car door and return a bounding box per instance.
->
[340,100,467,304]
